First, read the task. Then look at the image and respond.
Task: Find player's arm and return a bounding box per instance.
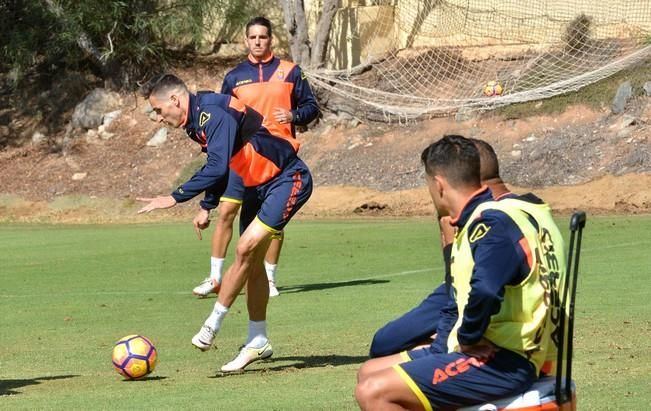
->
[288,65,319,125]
[457,211,531,348]
[439,215,455,292]
[199,193,217,211]
[170,108,235,206]
[430,294,458,353]
[220,72,236,96]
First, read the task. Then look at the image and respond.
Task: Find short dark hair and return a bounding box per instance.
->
[246,16,272,37]
[421,135,481,186]
[469,138,500,181]
[140,73,188,99]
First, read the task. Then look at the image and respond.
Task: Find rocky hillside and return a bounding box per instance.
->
[1,63,650,222]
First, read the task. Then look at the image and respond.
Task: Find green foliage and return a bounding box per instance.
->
[2,216,651,409]
[0,1,53,81]
[0,0,252,89]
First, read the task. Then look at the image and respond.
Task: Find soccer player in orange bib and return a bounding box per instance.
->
[191,16,319,299]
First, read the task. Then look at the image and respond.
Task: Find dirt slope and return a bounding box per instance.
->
[0,65,650,222]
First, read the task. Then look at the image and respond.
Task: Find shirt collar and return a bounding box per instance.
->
[451,186,493,228]
[247,53,275,65]
[183,93,198,130]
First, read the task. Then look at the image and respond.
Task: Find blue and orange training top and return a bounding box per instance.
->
[170,92,258,209]
[221,54,319,151]
[170,91,299,209]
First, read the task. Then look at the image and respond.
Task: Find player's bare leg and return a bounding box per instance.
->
[264,232,284,297]
[357,353,406,383]
[219,232,274,371]
[220,222,275,371]
[355,367,425,411]
[245,246,271,321]
[193,200,241,297]
[192,220,273,360]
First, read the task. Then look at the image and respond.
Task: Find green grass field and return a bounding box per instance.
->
[2,216,651,410]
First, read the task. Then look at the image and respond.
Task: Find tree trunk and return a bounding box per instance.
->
[279,0,311,66]
[310,0,338,69]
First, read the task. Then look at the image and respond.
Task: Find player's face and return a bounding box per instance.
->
[149,92,184,128]
[246,25,272,61]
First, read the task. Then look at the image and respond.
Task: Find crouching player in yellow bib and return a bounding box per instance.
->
[355,135,566,410]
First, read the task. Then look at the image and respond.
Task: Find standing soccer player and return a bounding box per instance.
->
[137,73,313,372]
[192,16,319,299]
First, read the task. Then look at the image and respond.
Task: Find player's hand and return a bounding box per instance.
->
[439,216,456,246]
[192,208,211,240]
[459,338,498,362]
[137,195,177,214]
[272,107,293,124]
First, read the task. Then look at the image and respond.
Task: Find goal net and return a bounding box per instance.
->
[306,0,651,119]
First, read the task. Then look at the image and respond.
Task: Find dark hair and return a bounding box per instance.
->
[421,135,481,186]
[246,16,272,37]
[469,138,500,181]
[140,73,188,99]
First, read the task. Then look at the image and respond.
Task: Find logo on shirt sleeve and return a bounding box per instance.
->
[469,223,491,243]
[199,112,211,127]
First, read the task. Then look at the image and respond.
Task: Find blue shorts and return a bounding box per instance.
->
[396,349,536,410]
[239,158,312,236]
[370,283,449,358]
[220,169,245,204]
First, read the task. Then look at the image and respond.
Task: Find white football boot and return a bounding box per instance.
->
[192,277,220,297]
[268,280,280,297]
[220,342,273,372]
[191,325,217,351]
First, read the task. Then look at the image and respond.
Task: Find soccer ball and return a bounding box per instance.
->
[112,335,157,379]
[483,80,504,97]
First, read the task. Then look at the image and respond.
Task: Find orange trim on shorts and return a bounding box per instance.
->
[282,171,302,220]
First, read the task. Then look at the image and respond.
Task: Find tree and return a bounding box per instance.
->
[1,0,251,90]
[278,0,339,69]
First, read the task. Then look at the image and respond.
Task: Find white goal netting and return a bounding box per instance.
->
[306,0,651,119]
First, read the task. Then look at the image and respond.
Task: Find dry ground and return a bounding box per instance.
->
[0,62,650,223]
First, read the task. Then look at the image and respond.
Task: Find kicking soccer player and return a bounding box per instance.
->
[137,73,312,372]
[192,16,319,299]
[355,135,566,410]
